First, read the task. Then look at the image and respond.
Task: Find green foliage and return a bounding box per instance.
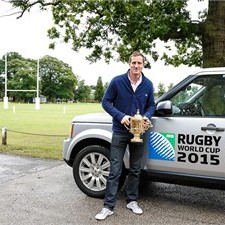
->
[157,82,166,98]
[103,81,109,93]
[167,83,174,91]
[155,82,174,98]
[7,1,225,69]
[0,58,6,98]
[40,55,77,101]
[0,52,37,101]
[0,52,77,102]
[75,79,91,102]
[46,0,205,67]
[94,76,104,102]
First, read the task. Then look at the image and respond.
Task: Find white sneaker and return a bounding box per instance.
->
[95,207,114,220]
[127,201,143,214]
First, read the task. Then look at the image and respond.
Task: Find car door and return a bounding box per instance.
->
[143,74,225,179]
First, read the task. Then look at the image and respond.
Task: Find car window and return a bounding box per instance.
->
[170,74,225,117]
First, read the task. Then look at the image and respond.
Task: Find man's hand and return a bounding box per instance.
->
[121,115,131,126]
[143,116,152,130]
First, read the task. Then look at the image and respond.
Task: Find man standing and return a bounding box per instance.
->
[95,51,156,220]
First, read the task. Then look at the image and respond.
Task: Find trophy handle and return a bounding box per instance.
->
[124,117,131,130]
[143,118,153,130]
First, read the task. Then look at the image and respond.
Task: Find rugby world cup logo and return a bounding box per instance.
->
[149,132,175,161]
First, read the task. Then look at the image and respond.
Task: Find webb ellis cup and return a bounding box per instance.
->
[125,109,152,143]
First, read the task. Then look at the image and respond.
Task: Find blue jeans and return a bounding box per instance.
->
[103,132,144,210]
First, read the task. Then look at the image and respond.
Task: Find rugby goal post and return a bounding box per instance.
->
[3,54,40,110]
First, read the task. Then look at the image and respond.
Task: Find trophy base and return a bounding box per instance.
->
[131,137,143,143]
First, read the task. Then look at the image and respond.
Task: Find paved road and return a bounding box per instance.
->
[0,154,225,225]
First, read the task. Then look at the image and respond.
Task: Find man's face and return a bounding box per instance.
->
[129,56,144,76]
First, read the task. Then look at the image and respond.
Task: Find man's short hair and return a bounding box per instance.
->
[129,51,145,64]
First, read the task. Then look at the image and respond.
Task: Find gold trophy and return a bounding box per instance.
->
[125,109,152,143]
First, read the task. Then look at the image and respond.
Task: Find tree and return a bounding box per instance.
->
[0,57,6,99]
[40,55,77,102]
[94,76,104,102]
[75,79,91,102]
[104,82,109,93]
[167,83,174,91]
[156,82,166,98]
[8,0,225,68]
[0,52,78,102]
[0,52,37,102]
[9,59,37,102]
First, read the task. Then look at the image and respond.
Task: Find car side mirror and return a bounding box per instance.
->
[155,100,172,116]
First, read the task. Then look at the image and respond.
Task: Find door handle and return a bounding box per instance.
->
[201,127,225,132]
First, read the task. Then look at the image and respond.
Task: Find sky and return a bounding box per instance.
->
[0,1,208,90]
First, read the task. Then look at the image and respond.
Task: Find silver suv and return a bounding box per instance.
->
[63,67,225,198]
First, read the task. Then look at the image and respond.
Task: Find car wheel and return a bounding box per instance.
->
[73,145,126,198]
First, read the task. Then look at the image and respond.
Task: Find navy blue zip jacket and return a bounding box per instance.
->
[102,71,156,134]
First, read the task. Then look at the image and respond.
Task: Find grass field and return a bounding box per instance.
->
[0,102,103,160]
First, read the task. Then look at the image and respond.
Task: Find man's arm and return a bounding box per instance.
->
[101,79,126,122]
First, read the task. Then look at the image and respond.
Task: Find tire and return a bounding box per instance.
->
[73,145,126,198]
